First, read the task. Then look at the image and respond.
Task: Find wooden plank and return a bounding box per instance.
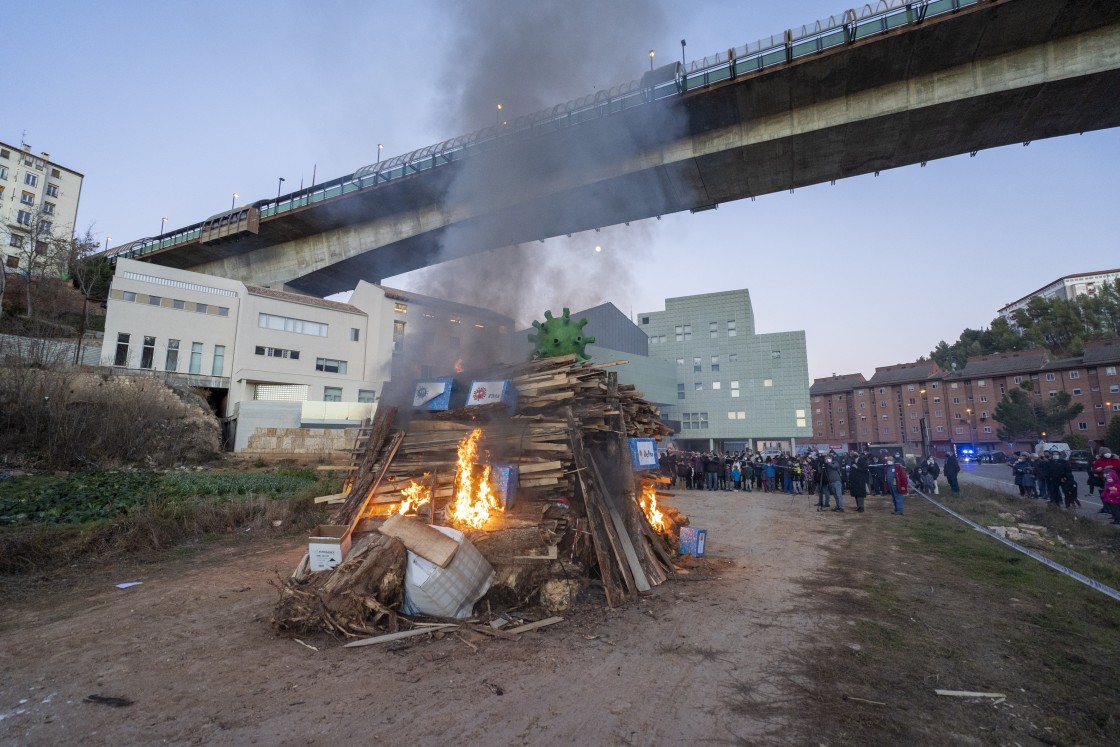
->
[934,690,1007,699]
[590,453,650,593]
[314,492,346,504]
[340,430,405,529]
[504,616,564,635]
[378,514,459,568]
[343,624,457,648]
[517,460,563,474]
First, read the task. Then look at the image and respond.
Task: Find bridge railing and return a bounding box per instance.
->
[110,0,981,264]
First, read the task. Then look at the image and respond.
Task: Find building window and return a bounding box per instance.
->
[979,395,988,402]
[358,389,376,403]
[394,302,408,314]
[763,379,773,387]
[695,382,703,391]
[9,235,23,249]
[0,165,7,179]
[712,382,721,390]
[17,210,31,226]
[166,340,180,371]
[1112,384,1120,394]
[24,173,38,187]
[880,401,887,408]
[351,328,360,342]
[677,383,685,400]
[727,320,737,337]
[1068,371,1080,380]
[393,320,406,352]
[196,303,208,314]
[772,351,781,360]
[709,321,718,338]
[45,184,59,197]
[258,312,329,337]
[20,191,34,206]
[6,254,18,268]
[859,403,866,410]
[731,381,740,398]
[1045,372,1055,381]
[936,425,945,432]
[189,343,203,374]
[42,202,55,215]
[933,396,941,403]
[218,306,229,317]
[114,333,130,366]
[952,397,960,405]
[1048,391,1057,398]
[693,357,701,373]
[729,353,738,363]
[212,345,225,376]
[254,346,299,359]
[950,383,958,389]
[172,299,186,310]
[1072,388,1082,396]
[140,336,156,369]
[640,316,649,325]
[316,357,348,374]
[681,412,708,430]
[255,384,309,401]
[711,355,719,372]
[676,358,684,366]
[1105,366,1117,376]
[1077,422,1088,431]
[39,221,53,235]
[324,387,342,402]
[146,295,162,306]
[955,427,964,435]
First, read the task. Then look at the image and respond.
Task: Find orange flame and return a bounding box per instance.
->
[454,357,465,373]
[640,484,666,533]
[397,479,430,515]
[449,428,504,529]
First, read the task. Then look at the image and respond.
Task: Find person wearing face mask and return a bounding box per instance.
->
[884,456,909,514]
[821,454,844,512]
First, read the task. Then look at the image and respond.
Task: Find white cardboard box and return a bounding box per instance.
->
[308,525,352,571]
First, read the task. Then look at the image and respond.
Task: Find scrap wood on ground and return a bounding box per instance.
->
[272,354,691,641]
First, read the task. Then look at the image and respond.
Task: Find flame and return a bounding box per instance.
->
[640,484,666,533]
[449,428,504,529]
[397,479,430,515]
[454,357,464,373]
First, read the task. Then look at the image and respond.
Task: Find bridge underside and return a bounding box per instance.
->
[153,0,1120,296]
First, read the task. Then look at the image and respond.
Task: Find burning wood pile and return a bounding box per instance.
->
[273,354,690,640]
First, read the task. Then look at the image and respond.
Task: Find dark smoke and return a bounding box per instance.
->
[389,0,684,334]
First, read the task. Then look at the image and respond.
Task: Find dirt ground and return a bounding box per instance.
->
[2,485,1116,746]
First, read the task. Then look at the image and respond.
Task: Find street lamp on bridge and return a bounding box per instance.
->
[649,50,655,71]
[160,217,167,237]
[104,236,111,253]
[277,177,285,199]
[231,192,239,210]
[377,144,383,164]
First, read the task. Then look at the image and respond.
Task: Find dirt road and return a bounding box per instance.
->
[0,489,844,746]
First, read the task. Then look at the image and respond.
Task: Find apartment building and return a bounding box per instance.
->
[638,289,811,452]
[1,141,83,272]
[998,269,1120,322]
[102,259,513,450]
[810,343,1120,454]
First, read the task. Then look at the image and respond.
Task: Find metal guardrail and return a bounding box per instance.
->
[109,0,981,264]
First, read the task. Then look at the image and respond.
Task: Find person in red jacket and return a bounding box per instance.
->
[884,457,909,514]
[1099,465,1120,525]
[1092,450,1120,517]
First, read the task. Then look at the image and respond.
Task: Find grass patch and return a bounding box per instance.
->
[0,469,342,573]
[794,494,1120,745]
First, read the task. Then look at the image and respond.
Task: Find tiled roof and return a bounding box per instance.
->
[945,350,1049,379]
[867,361,941,386]
[810,373,866,395]
[1082,339,1120,365]
[246,285,366,315]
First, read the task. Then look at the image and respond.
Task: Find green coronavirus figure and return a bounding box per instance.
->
[528,308,596,360]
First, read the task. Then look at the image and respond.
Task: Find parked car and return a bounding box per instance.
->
[1068,449,1092,471]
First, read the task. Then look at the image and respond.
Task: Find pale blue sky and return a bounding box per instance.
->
[8,1,1117,380]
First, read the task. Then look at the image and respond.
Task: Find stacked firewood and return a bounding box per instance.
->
[272,354,683,639]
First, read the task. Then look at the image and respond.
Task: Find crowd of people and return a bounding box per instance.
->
[657,444,1120,525]
[1011,448,1120,523]
[657,448,964,516]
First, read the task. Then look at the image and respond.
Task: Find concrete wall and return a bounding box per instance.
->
[244,426,361,459]
[0,333,101,366]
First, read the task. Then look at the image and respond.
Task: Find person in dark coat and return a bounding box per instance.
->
[849,452,870,512]
[1047,451,1071,507]
[943,453,961,494]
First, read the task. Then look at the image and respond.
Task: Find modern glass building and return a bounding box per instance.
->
[637,289,811,452]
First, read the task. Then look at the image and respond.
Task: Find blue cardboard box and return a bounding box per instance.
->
[467,380,518,409]
[628,438,659,471]
[679,526,707,557]
[490,465,518,510]
[412,378,454,411]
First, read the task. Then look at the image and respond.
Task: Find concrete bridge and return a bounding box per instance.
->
[117,0,1120,297]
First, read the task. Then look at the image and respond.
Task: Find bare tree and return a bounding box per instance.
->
[2,205,72,319]
[66,228,112,363]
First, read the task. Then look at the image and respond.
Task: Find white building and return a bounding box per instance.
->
[102,259,513,450]
[998,269,1120,321]
[1,141,83,271]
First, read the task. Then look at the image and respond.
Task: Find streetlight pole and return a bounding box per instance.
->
[104,236,111,253]
[649,50,655,71]
[160,217,167,237]
[277,177,285,199]
[496,104,502,127]
[377,144,383,164]
[231,192,239,210]
[680,39,686,66]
